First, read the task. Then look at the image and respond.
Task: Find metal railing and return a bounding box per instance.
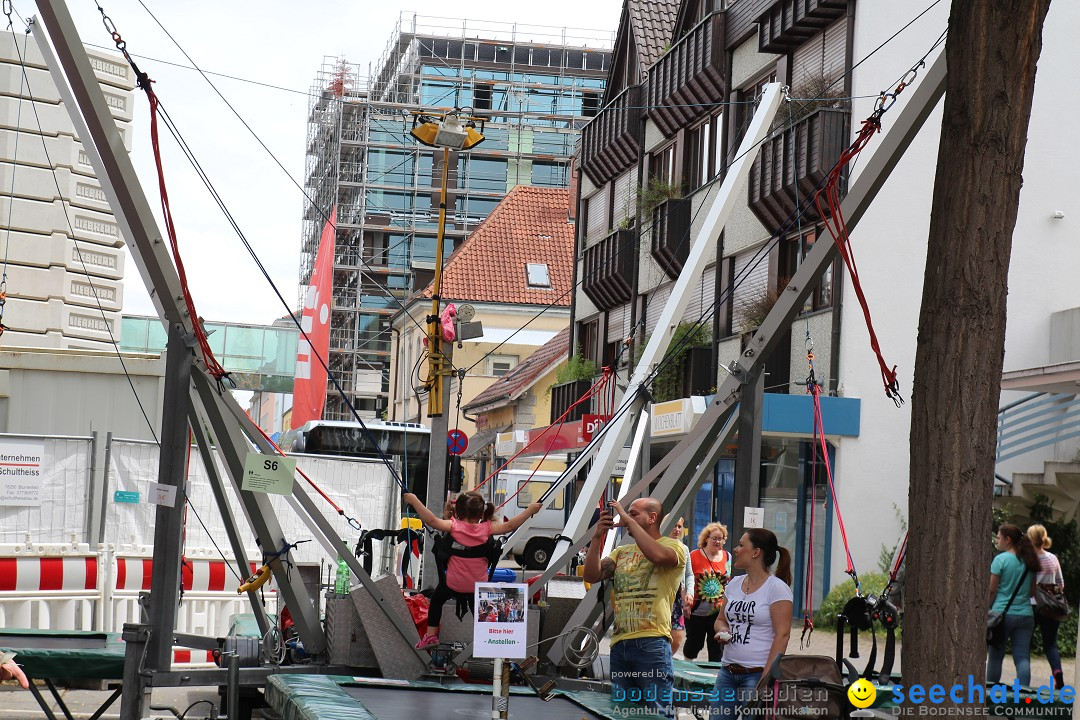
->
[996,392,1080,464]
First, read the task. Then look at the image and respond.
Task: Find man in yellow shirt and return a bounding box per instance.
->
[584,497,687,718]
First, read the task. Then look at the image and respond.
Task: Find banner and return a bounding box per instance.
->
[0,437,45,506]
[293,205,336,426]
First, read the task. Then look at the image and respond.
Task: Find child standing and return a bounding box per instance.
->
[404,491,541,649]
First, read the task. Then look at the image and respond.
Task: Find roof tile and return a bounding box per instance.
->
[464,327,571,411]
[422,186,574,306]
[627,0,680,72]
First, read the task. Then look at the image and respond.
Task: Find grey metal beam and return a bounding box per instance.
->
[33,1,331,654]
[732,368,764,542]
[144,324,193,670]
[189,371,326,652]
[186,402,269,637]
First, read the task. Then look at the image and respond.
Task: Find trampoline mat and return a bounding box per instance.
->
[345,686,605,719]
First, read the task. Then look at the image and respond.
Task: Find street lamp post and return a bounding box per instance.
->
[409,111,484,588]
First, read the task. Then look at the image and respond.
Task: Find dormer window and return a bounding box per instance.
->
[526,263,551,288]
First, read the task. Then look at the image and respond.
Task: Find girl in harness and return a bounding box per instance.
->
[403,491,541,650]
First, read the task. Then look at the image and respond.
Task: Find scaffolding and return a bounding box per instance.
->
[301,14,612,419]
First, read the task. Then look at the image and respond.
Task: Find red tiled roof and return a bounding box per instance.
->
[463,327,571,412]
[422,186,574,306]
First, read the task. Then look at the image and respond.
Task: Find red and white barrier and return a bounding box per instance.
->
[0,544,276,668]
[0,543,100,631]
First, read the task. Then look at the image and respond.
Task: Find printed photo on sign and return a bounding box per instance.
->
[477,586,524,623]
[473,583,528,659]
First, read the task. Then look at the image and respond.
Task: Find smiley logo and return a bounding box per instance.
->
[847,678,877,709]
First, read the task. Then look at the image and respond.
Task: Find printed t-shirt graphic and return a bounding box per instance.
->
[608,537,687,644]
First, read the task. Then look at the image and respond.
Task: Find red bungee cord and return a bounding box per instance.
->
[813,115,903,407]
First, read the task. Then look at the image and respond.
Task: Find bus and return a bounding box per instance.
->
[279,420,431,496]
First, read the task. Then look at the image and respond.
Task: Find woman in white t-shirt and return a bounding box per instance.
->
[709,528,793,718]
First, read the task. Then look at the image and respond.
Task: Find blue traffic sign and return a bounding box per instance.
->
[448,429,469,456]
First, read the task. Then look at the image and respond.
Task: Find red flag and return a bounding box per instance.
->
[293,206,336,426]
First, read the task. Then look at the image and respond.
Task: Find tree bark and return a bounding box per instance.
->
[906,0,1051,704]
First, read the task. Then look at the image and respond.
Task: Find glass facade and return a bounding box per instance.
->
[302,22,610,418]
[120,316,299,392]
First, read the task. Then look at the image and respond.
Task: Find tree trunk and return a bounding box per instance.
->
[905,0,1051,704]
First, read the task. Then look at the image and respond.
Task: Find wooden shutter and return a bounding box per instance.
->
[682,264,717,326]
[792,18,847,89]
[645,282,674,337]
[606,302,632,343]
[585,187,609,245]
[610,169,638,229]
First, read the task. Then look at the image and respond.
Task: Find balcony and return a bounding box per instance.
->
[645,12,727,137]
[651,197,692,280]
[748,107,850,231]
[578,86,642,186]
[654,346,714,403]
[582,228,635,310]
[550,379,593,424]
[756,0,848,54]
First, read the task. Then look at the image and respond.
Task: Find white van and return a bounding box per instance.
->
[491,469,567,570]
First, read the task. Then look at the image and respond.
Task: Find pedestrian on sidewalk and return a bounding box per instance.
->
[1027,523,1066,690]
[683,522,730,663]
[669,517,693,655]
[987,523,1039,686]
[710,528,792,718]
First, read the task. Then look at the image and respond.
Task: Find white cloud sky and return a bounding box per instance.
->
[36,0,622,326]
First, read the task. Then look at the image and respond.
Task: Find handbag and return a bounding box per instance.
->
[1034,583,1070,622]
[987,567,1029,645]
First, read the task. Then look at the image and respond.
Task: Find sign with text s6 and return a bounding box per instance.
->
[242,453,296,495]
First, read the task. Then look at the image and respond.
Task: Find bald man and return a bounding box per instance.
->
[584,497,686,717]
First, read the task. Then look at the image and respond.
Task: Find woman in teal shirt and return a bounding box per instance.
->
[987,524,1040,685]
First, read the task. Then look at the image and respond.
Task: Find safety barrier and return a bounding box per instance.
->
[0,542,276,669]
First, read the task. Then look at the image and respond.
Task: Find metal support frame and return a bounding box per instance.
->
[732,367,764,543]
[32,0,428,696]
[499,82,787,569]
[144,323,193,671]
[533,49,948,667]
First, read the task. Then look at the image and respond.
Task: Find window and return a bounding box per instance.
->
[526,263,552,288]
[651,142,678,185]
[582,92,600,117]
[473,83,493,111]
[489,355,519,376]
[577,319,599,363]
[778,227,834,312]
[516,481,564,509]
[685,114,722,191]
[730,70,778,161]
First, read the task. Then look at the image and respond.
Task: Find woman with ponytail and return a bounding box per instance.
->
[1027,524,1066,689]
[987,523,1040,686]
[709,528,792,718]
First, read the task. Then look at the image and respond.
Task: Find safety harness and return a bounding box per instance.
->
[431,531,505,620]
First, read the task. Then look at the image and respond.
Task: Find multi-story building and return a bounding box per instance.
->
[0,34,134,349]
[569,0,1079,607]
[300,13,611,419]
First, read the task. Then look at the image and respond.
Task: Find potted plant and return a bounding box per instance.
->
[549,348,598,423]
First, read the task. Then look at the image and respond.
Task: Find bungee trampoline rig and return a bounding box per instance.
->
[6,3,1064,719]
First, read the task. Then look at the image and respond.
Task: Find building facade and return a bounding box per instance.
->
[0,34,134,349]
[571,0,1080,605]
[388,186,574,451]
[300,13,611,419]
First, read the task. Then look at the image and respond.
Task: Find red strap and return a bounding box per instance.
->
[475,368,612,493]
[145,88,227,381]
[813,118,903,407]
[811,384,857,580]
